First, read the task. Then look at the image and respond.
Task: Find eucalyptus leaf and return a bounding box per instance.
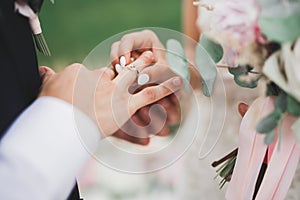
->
[233,76,259,88]
[228,65,258,88]
[256,109,282,134]
[195,42,217,96]
[287,95,300,117]
[292,118,300,146]
[259,7,300,43]
[166,39,190,90]
[264,131,275,145]
[229,65,253,75]
[275,92,287,112]
[199,35,224,63]
[257,0,281,9]
[259,1,300,18]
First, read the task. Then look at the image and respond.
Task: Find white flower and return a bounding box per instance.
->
[263,37,300,102]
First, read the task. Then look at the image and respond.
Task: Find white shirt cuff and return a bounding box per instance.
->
[0,96,100,199]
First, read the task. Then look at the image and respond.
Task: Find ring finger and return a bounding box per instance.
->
[112,51,155,89]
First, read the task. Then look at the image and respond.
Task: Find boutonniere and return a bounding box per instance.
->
[15,0,54,56]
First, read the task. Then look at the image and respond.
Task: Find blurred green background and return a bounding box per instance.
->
[38,0,182,69]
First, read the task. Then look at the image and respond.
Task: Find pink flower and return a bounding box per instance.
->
[214,0,260,44]
[198,0,264,47]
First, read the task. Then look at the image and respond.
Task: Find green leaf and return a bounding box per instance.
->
[292,118,300,146]
[275,92,287,112]
[233,76,258,88]
[256,109,282,134]
[259,3,300,43]
[266,82,281,96]
[228,65,259,88]
[166,39,190,90]
[199,35,224,63]
[229,65,253,75]
[264,131,275,145]
[195,42,217,96]
[287,95,300,117]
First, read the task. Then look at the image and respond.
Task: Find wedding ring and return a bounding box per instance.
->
[125,64,139,76]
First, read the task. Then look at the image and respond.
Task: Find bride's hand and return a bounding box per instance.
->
[110,29,177,84]
[110,30,183,144]
[39,51,183,137]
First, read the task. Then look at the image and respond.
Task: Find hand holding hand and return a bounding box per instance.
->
[38,51,183,137]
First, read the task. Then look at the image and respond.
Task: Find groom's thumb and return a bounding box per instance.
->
[39,66,56,83]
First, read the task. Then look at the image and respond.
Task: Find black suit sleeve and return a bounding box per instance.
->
[0,0,41,136]
[0,1,81,199]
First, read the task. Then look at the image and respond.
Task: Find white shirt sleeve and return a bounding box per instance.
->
[0,96,101,200]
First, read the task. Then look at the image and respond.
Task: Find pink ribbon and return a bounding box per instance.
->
[256,116,299,200]
[226,97,300,199]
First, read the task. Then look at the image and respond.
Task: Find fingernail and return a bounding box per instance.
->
[115,64,123,73]
[138,74,150,85]
[144,51,153,59]
[120,56,126,67]
[39,68,46,77]
[172,77,182,86]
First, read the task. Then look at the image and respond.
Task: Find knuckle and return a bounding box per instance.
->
[111,41,120,48]
[103,68,114,78]
[67,63,83,71]
[110,42,120,60]
[121,35,131,43]
[161,85,171,94]
[93,69,103,77]
[142,88,157,101]
[142,29,155,37]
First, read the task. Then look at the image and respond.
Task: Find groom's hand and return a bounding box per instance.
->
[39,66,176,145]
[38,52,183,137]
[112,94,180,145]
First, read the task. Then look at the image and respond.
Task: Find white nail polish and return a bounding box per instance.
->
[115,64,123,73]
[138,74,150,85]
[120,56,126,67]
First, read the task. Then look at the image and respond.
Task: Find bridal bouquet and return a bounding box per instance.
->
[186,0,300,198]
[195,0,300,140]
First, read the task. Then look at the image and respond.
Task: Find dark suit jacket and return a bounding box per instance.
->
[0,1,80,199]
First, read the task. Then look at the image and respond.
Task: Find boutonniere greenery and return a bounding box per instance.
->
[15,0,54,56]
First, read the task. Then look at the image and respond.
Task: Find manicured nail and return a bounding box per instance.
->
[172,77,182,86]
[138,73,150,85]
[115,64,123,73]
[120,56,126,67]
